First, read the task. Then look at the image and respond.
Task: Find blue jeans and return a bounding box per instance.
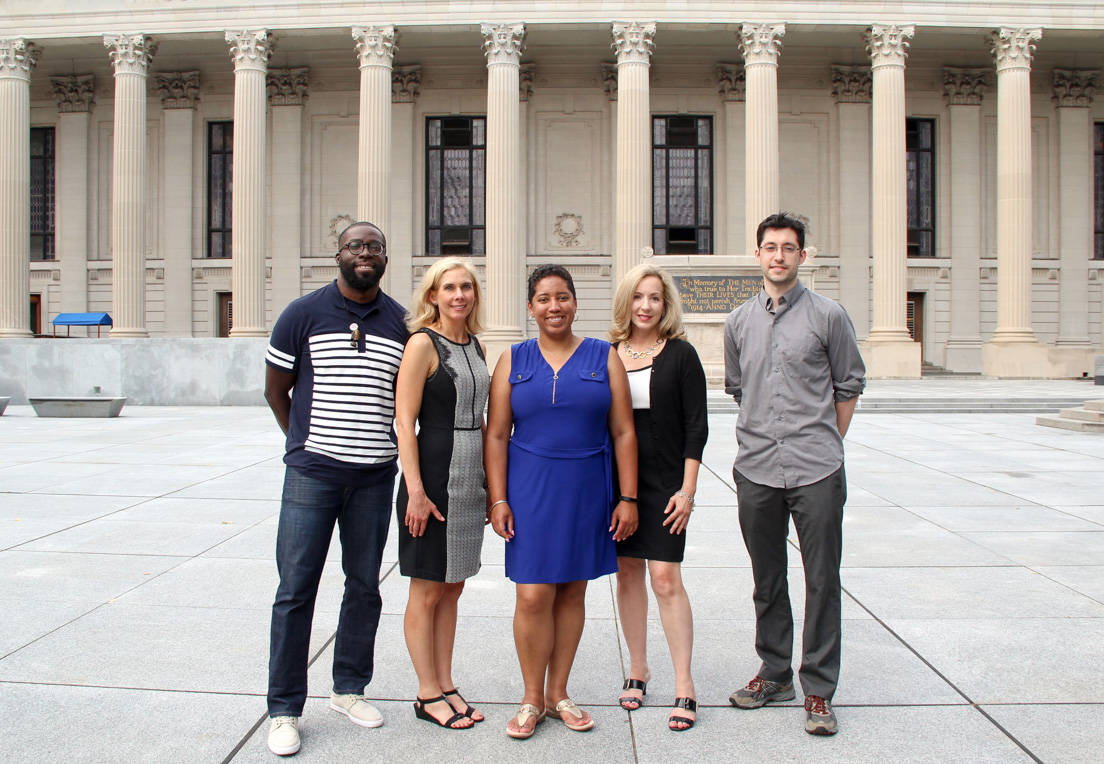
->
[267,466,394,717]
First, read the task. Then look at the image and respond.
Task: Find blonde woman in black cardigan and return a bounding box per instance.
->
[610,264,708,731]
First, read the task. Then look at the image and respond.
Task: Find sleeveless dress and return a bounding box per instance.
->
[396,329,490,583]
[504,337,618,584]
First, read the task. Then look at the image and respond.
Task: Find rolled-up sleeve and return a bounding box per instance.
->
[826,304,866,402]
[723,311,742,403]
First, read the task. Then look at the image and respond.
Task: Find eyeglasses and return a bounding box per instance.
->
[339,239,386,256]
[760,244,800,255]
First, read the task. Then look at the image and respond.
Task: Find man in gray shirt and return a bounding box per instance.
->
[723,212,865,736]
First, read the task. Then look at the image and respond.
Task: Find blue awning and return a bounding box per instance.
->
[52,312,113,326]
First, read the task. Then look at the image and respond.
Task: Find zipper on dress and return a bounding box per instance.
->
[552,372,558,404]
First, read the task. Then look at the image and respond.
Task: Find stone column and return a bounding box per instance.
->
[353,26,396,294]
[225,30,273,337]
[104,34,157,338]
[831,65,872,339]
[267,67,307,316]
[740,23,784,256]
[718,64,746,257]
[0,39,40,337]
[481,22,527,350]
[611,21,655,281]
[862,24,920,377]
[389,65,420,307]
[52,74,94,329]
[156,71,199,336]
[943,68,987,371]
[1053,68,1098,346]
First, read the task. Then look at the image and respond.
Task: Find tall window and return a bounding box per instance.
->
[906,118,936,257]
[426,117,485,256]
[653,116,712,255]
[30,127,55,261]
[1095,123,1104,259]
[208,121,233,258]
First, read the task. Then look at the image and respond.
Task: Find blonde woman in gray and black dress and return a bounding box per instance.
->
[394,258,490,730]
[610,264,708,731]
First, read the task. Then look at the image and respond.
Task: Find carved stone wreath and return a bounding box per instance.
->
[328,214,355,250]
[554,213,584,247]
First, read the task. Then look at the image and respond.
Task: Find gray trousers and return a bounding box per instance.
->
[733,465,846,701]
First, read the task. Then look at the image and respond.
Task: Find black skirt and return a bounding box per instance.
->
[616,409,686,563]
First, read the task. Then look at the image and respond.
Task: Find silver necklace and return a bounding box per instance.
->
[622,337,664,360]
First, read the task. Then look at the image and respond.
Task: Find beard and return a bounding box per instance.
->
[340,258,386,292]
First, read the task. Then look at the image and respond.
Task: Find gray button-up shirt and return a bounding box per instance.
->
[723,280,866,489]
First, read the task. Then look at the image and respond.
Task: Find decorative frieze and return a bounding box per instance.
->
[739,23,785,66]
[482,22,526,66]
[267,67,308,106]
[943,67,987,105]
[353,25,398,68]
[520,63,535,101]
[52,74,96,112]
[1053,68,1099,108]
[225,30,274,72]
[104,34,157,75]
[989,27,1041,73]
[610,21,656,65]
[601,63,617,101]
[391,65,420,103]
[830,64,872,104]
[554,213,584,247]
[865,25,914,69]
[718,63,746,102]
[0,39,42,81]
[155,71,199,109]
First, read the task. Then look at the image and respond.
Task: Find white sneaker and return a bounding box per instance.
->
[267,716,300,756]
[330,692,384,728]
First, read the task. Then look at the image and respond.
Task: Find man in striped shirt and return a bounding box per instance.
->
[262,221,408,756]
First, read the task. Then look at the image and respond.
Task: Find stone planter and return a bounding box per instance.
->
[29,397,127,418]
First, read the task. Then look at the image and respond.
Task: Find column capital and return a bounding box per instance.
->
[155,71,199,109]
[718,63,746,102]
[520,63,535,101]
[225,29,274,73]
[267,67,308,106]
[353,25,398,68]
[865,24,914,69]
[739,23,785,66]
[104,34,157,76]
[611,21,655,65]
[482,22,526,66]
[990,28,1041,73]
[601,63,618,101]
[392,65,420,103]
[1053,68,1099,108]
[943,67,988,105]
[0,38,42,81]
[830,64,872,104]
[51,74,96,112]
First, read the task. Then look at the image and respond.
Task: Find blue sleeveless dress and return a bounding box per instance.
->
[505,337,618,584]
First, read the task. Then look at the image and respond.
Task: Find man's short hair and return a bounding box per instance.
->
[338,220,384,243]
[756,212,806,251]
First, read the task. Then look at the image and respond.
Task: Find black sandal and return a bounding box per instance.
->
[442,688,484,722]
[619,678,648,711]
[669,697,697,731]
[414,695,473,729]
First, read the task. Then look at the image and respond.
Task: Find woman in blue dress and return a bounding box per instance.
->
[486,264,639,739]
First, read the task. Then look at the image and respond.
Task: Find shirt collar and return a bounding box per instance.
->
[757,279,806,313]
[328,280,382,318]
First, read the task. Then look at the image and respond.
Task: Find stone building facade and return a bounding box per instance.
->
[2,1,1103,380]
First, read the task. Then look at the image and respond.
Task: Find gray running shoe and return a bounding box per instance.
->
[728,675,796,709]
[804,695,838,735]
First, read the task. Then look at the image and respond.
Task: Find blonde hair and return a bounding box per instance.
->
[407,257,486,334]
[609,264,686,344]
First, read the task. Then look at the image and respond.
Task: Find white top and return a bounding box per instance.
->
[627,365,652,410]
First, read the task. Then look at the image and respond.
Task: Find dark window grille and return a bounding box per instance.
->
[426,117,486,256]
[30,127,55,261]
[652,116,712,255]
[906,118,936,257]
[208,121,233,258]
[1095,123,1104,259]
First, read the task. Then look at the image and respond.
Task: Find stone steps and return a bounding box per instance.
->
[1036,399,1104,433]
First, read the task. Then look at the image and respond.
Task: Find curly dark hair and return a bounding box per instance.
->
[527,264,576,302]
[756,212,806,250]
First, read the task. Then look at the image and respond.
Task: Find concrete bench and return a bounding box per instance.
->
[29,397,127,418]
[0,397,8,416]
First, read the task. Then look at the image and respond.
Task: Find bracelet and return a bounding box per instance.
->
[618,495,638,504]
[676,490,695,507]
[489,499,509,510]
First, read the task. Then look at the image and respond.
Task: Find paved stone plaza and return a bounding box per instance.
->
[1,384,1103,763]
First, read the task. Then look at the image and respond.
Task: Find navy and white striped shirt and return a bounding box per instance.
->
[266,281,409,485]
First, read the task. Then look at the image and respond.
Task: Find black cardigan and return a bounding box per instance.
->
[616,337,709,490]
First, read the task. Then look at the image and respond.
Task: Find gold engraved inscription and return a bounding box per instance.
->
[675,275,761,314]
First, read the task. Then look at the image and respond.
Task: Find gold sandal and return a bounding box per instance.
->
[547,698,595,731]
[506,703,546,739]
